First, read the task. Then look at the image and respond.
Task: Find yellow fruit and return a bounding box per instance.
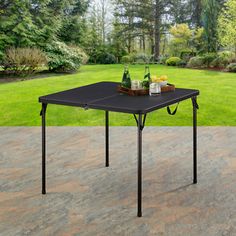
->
[152,77,161,83]
[160,75,168,81]
[151,75,158,82]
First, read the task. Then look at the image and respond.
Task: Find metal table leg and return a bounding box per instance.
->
[137,114,143,217]
[105,111,109,167]
[41,103,47,194]
[193,97,197,184]
[133,113,146,217]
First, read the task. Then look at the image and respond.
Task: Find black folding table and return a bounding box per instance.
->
[39,81,199,217]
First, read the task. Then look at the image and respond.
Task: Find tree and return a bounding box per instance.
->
[201,0,221,52]
[108,16,127,62]
[82,6,103,63]
[57,0,89,45]
[170,0,192,25]
[0,0,89,60]
[218,0,236,55]
[168,24,193,56]
[0,0,36,59]
[190,0,202,27]
[113,0,172,59]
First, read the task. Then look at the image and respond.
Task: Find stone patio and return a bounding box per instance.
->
[0,127,235,236]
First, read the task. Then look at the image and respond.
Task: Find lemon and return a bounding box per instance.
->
[160,75,168,81]
[151,75,158,82]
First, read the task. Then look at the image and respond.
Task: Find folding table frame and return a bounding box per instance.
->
[39,82,199,217]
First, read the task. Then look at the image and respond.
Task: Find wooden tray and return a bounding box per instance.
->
[117,85,149,96]
[117,84,175,96]
[162,83,175,92]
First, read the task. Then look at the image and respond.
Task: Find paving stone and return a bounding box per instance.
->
[0,127,235,236]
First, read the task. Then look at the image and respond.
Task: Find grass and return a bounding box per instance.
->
[0,64,235,126]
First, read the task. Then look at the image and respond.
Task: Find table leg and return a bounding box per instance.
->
[42,103,47,194]
[137,114,142,217]
[105,111,109,167]
[193,97,197,184]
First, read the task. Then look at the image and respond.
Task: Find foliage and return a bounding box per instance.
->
[202,0,221,52]
[3,47,47,76]
[121,55,134,64]
[168,24,192,57]
[180,49,196,62]
[0,0,89,68]
[159,55,169,65]
[190,0,202,27]
[210,51,235,68]
[108,17,127,63]
[44,42,86,72]
[187,56,205,68]
[201,53,218,67]
[0,1,37,59]
[227,63,236,72]
[83,6,103,64]
[166,57,182,66]
[178,61,187,68]
[218,0,236,54]
[133,53,151,64]
[97,52,116,64]
[58,0,89,45]
[192,27,205,52]
[168,24,204,57]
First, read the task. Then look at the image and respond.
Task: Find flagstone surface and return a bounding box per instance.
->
[0,127,235,236]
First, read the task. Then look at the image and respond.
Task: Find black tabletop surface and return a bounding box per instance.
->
[39,82,199,114]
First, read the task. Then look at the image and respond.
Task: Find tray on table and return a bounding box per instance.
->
[117,83,175,96]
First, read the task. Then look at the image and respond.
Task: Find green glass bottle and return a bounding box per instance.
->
[121,66,131,88]
[142,66,151,89]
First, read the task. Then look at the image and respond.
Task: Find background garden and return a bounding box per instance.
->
[0,0,236,126]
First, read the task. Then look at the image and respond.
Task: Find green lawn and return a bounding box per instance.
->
[0,64,235,126]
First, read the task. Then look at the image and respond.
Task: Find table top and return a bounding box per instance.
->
[39,82,199,114]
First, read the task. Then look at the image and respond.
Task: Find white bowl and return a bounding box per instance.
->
[159,81,168,87]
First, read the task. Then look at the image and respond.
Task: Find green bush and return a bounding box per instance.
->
[210,51,235,68]
[227,63,236,72]
[3,47,47,76]
[187,56,205,68]
[166,57,182,66]
[133,53,151,64]
[45,42,86,72]
[201,53,217,67]
[97,52,116,64]
[159,55,169,64]
[121,55,133,64]
[180,50,196,62]
[178,60,187,67]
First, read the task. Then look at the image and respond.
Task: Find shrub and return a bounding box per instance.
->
[3,47,47,76]
[97,52,116,64]
[159,55,169,64]
[227,63,236,72]
[74,47,89,65]
[133,53,151,64]
[45,42,86,72]
[178,60,187,67]
[210,51,236,68]
[180,50,196,64]
[121,55,133,64]
[187,56,205,68]
[201,53,217,67]
[166,57,182,66]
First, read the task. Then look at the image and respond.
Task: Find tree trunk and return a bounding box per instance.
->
[101,0,106,44]
[154,0,161,61]
[162,33,167,55]
[195,0,202,27]
[142,34,146,52]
